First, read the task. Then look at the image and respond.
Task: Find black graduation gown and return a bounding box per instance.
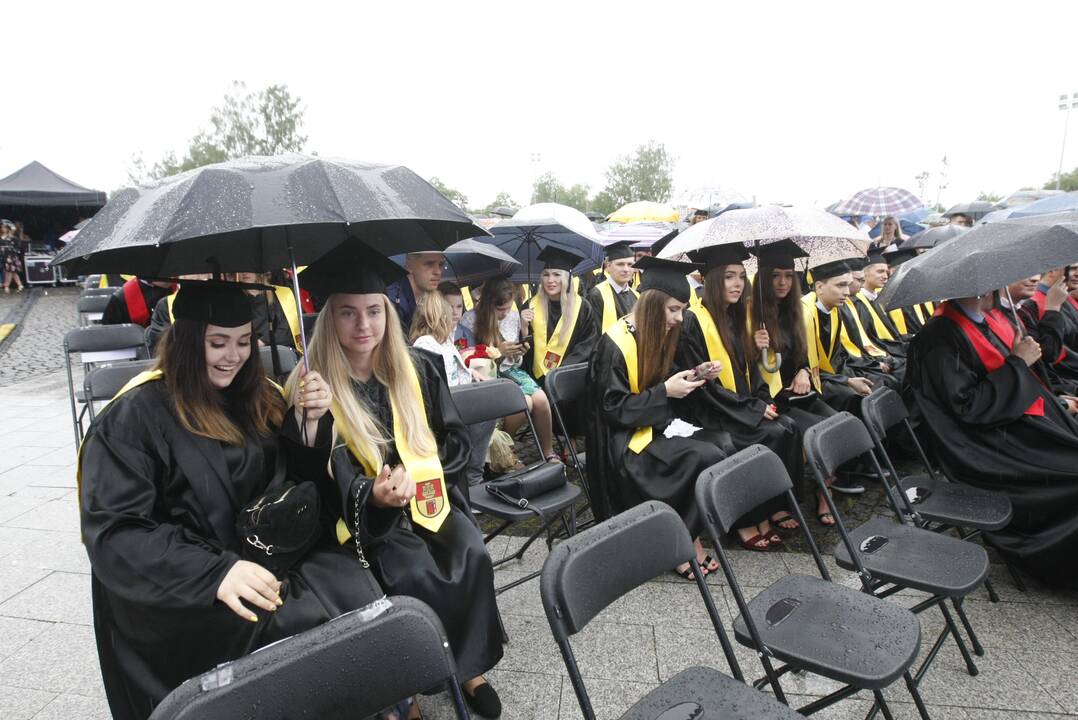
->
[1014,299,1078,395]
[284,350,503,680]
[102,282,172,327]
[908,314,1078,588]
[585,328,726,534]
[1059,299,1078,347]
[587,280,637,330]
[837,304,905,389]
[79,380,381,720]
[524,298,599,435]
[853,292,909,356]
[676,310,804,504]
[811,305,866,413]
[767,323,836,434]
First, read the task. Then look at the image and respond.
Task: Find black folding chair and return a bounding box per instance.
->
[302,312,318,338]
[148,596,470,720]
[543,362,589,494]
[64,324,150,447]
[83,359,157,424]
[258,345,300,381]
[696,445,930,719]
[860,388,1015,600]
[450,379,581,593]
[76,293,112,325]
[83,274,102,289]
[804,413,991,717]
[541,501,801,720]
[79,287,116,299]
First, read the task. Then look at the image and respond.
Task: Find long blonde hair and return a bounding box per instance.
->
[539,269,577,348]
[410,291,454,344]
[285,294,436,474]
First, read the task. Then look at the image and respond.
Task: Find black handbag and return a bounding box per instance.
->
[485,461,566,517]
[236,481,322,576]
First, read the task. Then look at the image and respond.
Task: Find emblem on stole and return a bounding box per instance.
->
[415,478,445,518]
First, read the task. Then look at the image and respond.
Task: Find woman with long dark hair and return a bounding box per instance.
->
[79,281,381,720]
[586,256,727,578]
[284,243,504,719]
[676,244,803,550]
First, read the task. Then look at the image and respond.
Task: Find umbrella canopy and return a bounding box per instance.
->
[0,161,107,207]
[831,187,924,217]
[607,201,679,223]
[485,202,603,282]
[598,221,677,249]
[394,238,519,287]
[943,201,995,220]
[658,205,871,267]
[998,188,1063,208]
[905,224,968,250]
[879,216,1078,308]
[52,154,487,277]
[1008,191,1078,219]
[672,185,750,211]
[977,207,1018,224]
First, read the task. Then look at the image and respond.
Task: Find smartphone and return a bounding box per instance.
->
[691,361,713,380]
[519,334,534,345]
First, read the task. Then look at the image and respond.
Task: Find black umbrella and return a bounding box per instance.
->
[943,201,995,221]
[51,154,487,278]
[390,238,520,287]
[904,224,969,250]
[879,217,1078,309]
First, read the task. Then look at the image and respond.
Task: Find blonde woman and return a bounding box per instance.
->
[284,243,503,720]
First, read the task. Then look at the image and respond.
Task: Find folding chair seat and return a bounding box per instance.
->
[450,379,581,593]
[541,501,801,720]
[83,359,157,424]
[696,446,928,718]
[76,293,112,325]
[148,596,469,720]
[861,388,1015,599]
[804,413,991,716]
[83,274,102,289]
[79,287,116,298]
[64,323,150,447]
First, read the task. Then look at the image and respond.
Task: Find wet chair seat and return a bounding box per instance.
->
[895,473,1012,531]
[621,666,801,720]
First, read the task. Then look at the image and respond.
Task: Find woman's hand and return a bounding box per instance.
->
[1047,276,1069,312]
[762,403,779,421]
[695,361,722,381]
[789,368,812,395]
[664,369,706,399]
[469,368,489,382]
[753,329,770,350]
[294,369,333,443]
[372,464,416,508]
[216,560,282,622]
[496,339,524,359]
[520,308,534,324]
[1012,335,1042,366]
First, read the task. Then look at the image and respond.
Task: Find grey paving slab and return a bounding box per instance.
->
[7,535,90,575]
[556,675,658,720]
[494,570,545,618]
[0,448,58,476]
[496,535,552,574]
[0,563,51,604]
[599,578,731,629]
[917,598,1078,655]
[0,496,51,524]
[0,431,72,451]
[1012,649,1078,714]
[0,622,105,698]
[0,571,93,626]
[30,692,112,720]
[498,614,571,677]
[0,617,52,662]
[3,499,79,534]
[18,448,77,468]
[5,486,75,502]
[0,684,55,720]
[415,668,564,720]
[0,464,78,494]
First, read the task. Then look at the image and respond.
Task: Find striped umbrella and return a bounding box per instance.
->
[832,187,924,217]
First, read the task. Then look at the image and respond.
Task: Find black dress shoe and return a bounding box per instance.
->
[463,681,502,718]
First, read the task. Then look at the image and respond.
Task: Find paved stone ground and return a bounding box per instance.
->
[0,287,81,388]
[0,297,1074,719]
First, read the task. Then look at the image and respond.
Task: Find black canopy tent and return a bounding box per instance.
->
[0,161,107,248]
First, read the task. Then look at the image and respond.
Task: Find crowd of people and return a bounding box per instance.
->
[77,209,1078,720]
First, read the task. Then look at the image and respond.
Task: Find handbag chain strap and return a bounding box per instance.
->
[353,488,370,569]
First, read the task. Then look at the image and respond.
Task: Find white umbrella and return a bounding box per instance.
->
[673,185,749,212]
[657,205,871,267]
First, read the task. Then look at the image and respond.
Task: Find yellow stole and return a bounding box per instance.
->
[889,307,909,335]
[606,319,653,453]
[691,306,748,392]
[461,286,474,311]
[529,294,581,379]
[802,293,849,374]
[597,281,638,333]
[333,360,449,542]
[855,290,896,342]
[842,299,885,357]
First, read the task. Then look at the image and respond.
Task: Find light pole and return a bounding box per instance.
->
[1057,93,1078,190]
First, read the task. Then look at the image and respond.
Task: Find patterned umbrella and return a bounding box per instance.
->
[832,186,924,217]
[672,185,750,211]
[657,205,871,267]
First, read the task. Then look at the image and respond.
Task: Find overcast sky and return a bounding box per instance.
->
[6,1,1077,212]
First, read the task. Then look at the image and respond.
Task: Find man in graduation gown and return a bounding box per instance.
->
[1011,269,1078,396]
[908,294,1078,589]
[852,249,910,355]
[587,240,639,333]
[803,259,880,415]
[102,277,174,327]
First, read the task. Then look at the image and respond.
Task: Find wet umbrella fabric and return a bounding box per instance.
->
[657,205,871,267]
[485,202,603,282]
[1009,191,1078,219]
[944,201,995,221]
[597,221,677,250]
[832,186,923,217]
[390,238,520,287]
[879,217,1078,309]
[51,154,488,278]
[905,224,969,250]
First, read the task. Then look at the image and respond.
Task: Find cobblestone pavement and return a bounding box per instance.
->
[0,287,81,388]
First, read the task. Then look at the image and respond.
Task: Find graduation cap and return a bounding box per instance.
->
[751,239,808,270]
[299,241,408,297]
[537,245,584,272]
[604,240,635,261]
[864,248,887,267]
[635,256,703,304]
[171,279,270,327]
[809,259,854,281]
[689,243,751,273]
[884,246,918,268]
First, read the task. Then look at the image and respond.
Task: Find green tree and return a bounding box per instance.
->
[531,173,590,212]
[976,191,1002,202]
[130,82,308,182]
[588,190,617,216]
[1045,167,1078,192]
[598,141,674,208]
[429,177,469,210]
[482,192,519,215]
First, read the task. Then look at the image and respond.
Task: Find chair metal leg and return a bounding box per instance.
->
[905,671,933,720]
[983,577,1001,603]
[951,598,985,656]
[938,600,978,676]
[870,690,894,720]
[448,676,471,720]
